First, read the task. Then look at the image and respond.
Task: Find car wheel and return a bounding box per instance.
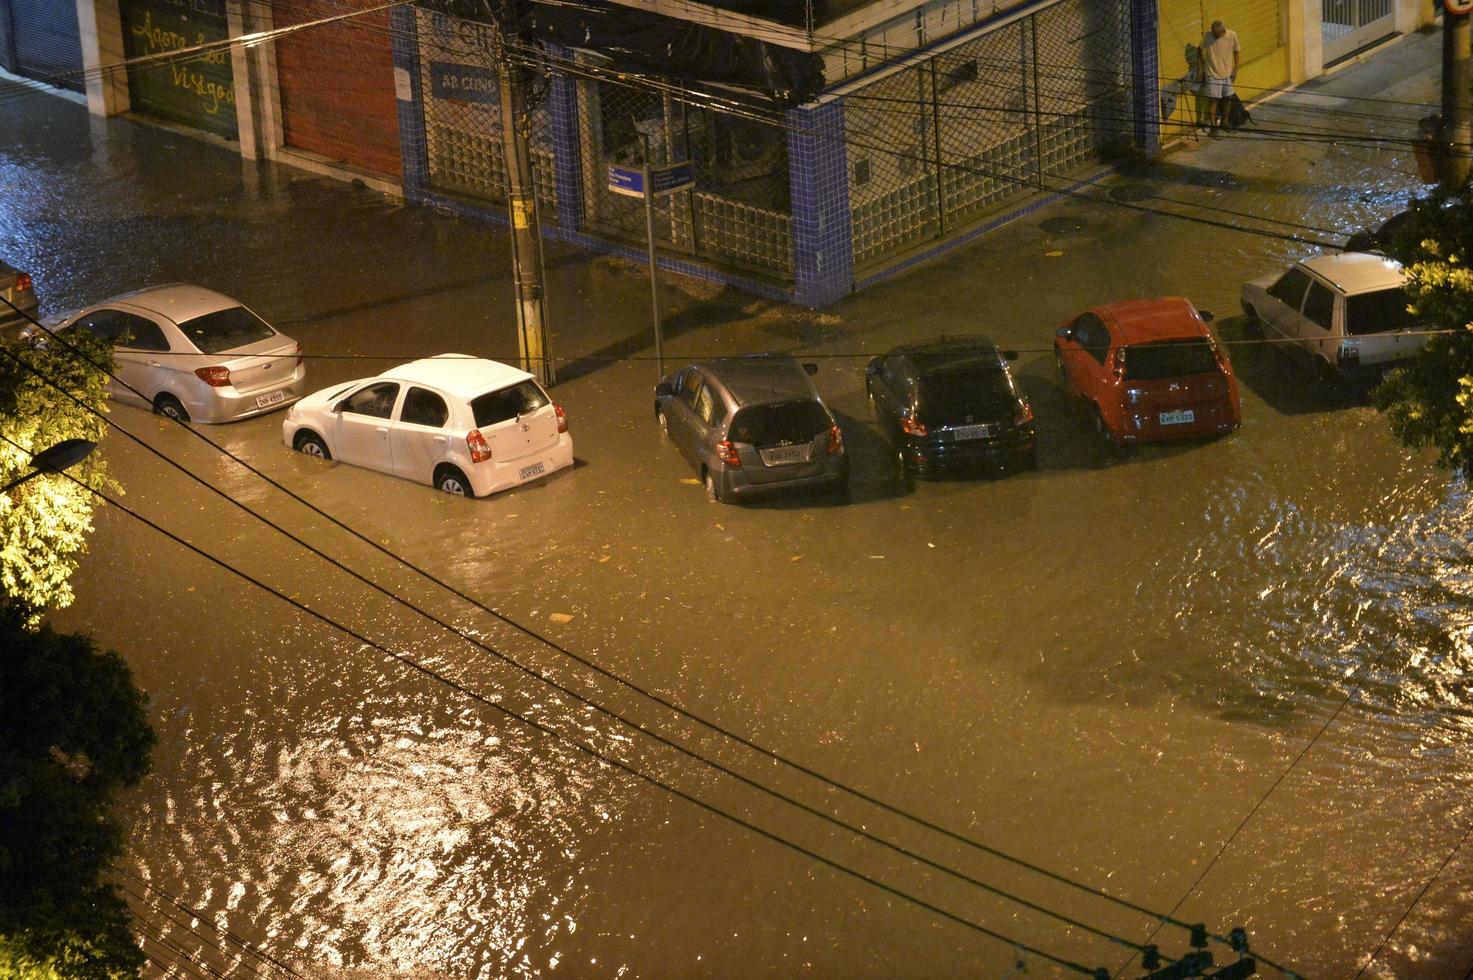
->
[1093,405,1115,445]
[294,431,331,460]
[703,468,725,503]
[1055,348,1069,390]
[867,384,878,417]
[657,409,669,439]
[436,466,473,497]
[1242,303,1261,336]
[154,393,189,422]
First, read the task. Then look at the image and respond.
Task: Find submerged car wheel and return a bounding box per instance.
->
[657,409,669,439]
[703,468,725,503]
[294,431,331,460]
[436,466,473,497]
[154,393,189,422]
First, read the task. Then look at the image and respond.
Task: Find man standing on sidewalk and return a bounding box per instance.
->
[1198,20,1241,134]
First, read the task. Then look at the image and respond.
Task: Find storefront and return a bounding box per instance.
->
[1157,0,1288,133]
[0,0,84,92]
[120,0,237,140]
[272,0,401,176]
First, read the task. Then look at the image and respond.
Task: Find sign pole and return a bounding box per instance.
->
[637,131,664,380]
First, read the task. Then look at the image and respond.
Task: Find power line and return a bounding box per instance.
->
[1352,820,1473,979]
[0,306,1173,966]
[0,292,1295,973]
[6,434,1114,979]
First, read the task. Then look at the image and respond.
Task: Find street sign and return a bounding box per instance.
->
[607,161,695,198]
[1448,0,1473,14]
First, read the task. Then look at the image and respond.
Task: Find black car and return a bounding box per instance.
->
[865,336,1036,474]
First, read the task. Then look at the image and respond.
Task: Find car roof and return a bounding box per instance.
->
[697,357,816,407]
[382,354,534,399]
[101,283,242,322]
[1093,297,1208,345]
[891,335,1005,373]
[1299,252,1407,294]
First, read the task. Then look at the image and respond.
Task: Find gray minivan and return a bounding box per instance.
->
[654,357,849,503]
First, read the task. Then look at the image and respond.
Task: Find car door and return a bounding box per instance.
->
[867,355,907,438]
[67,310,147,409]
[663,368,705,465]
[687,377,729,472]
[1062,314,1111,402]
[1262,266,1312,344]
[331,381,400,472]
[113,312,175,406]
[390,385,452,483]
[1299,278,1337,367]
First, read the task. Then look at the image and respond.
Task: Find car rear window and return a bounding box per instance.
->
[1345,287,1422,336]
[471,379,550,426]
[917,367,1016,422]
[728,400,830,446]
[1121,339,1219,381]
[178,307,276,354]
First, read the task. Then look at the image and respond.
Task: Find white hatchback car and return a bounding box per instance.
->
[40,284,305,422]
[1240,252,1430,385]
[282,354,573,497]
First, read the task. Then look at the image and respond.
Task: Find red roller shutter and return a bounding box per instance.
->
[273,0,401,177]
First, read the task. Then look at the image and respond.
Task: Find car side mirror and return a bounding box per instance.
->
[332,400,347,414]
[1001,349,1020,361]
[1198,309,1215,322]
[654,381,674,398]
[802,362,819,376]
[1055,326,1074,340]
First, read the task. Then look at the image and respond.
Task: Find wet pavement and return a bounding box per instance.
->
[3,27,1471,980]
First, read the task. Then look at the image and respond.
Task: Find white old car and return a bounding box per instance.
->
[1240,252,1430,385]
[283,354,573,498]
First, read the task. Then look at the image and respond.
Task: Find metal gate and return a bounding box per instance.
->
[1322,0,1394,65]
[120,0,238,139]
[1,0,83,91]
[841,0,1133,269]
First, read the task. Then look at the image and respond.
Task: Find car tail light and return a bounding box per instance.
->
[194,366,231,388]
[716,440,742,467]
[1015,402,1034,425]
[555,403,568,434]
[900,416,927,436]
[15,272,31,292]
[467,428,492,463]
[826,424,844,455]
[295,343,304,368]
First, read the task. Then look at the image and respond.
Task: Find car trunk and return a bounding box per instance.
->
[472,380,560,464]
[1128,371,1232,429]
[728,400,833,486]
[220,337,300,394]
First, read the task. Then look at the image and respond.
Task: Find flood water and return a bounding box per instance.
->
[4,32,1470,980]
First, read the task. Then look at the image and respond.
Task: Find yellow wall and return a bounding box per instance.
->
[1157,0,1289,134]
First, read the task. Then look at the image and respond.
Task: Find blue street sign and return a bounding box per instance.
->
[608,161,695,198]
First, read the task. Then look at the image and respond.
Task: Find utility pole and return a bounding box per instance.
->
[1442,0,1473,189]
[492,0,555,385]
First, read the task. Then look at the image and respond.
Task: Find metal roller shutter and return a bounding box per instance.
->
[120,0,238,140]
[273,0,402,177]
[4,0,84,92]
[1157,0,1287,132]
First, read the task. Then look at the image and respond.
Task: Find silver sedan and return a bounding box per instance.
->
[39,284,305,423]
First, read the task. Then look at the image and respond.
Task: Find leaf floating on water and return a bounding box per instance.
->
[549,612,575,623]
[598,555,611,563]
[868,555,885,559]
[680,477,701,485]
[185,586,196,592]
[789,555,804,562]
[1045,250,1064,257]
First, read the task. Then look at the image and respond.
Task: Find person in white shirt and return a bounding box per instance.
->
[1197,20,1240,134]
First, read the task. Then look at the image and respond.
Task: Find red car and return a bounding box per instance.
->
[1054,297,1240,447]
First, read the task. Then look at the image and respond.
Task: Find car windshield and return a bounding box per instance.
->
[1345,287,1422,336]
[728,400,830,446]
[178,307,276,354]
[1121,339,1219,381]
[471,379,549,426]
[916,366,1016,422]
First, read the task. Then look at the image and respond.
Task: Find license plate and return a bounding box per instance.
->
[255,390,286,409]
[519,461,546,481]
[951,423,994,441]
[1159,409,1195,426]
[760,445,810,466]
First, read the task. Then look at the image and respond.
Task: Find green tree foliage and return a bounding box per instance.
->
[1372,192,1473,471]
[0,608,155,979]
[0,333,112,622]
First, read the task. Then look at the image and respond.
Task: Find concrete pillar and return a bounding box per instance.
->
[234,0,283,162]
[545,43,585,232]
[225,1,260,158]
[786,98,853,308]
[389,3,429,194]
[77,0,128,116]
[1289,0,1324,82]
[1128,0,1160,154]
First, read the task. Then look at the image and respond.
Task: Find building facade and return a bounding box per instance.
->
[3,0,1440,306]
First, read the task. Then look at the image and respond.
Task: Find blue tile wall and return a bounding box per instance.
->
[545,43,585,231]
[1129,0,1160,154]
[787,99,854,308]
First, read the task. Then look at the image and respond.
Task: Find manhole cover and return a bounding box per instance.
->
[1110,183,1156,202]
[1039,216,1087,234]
